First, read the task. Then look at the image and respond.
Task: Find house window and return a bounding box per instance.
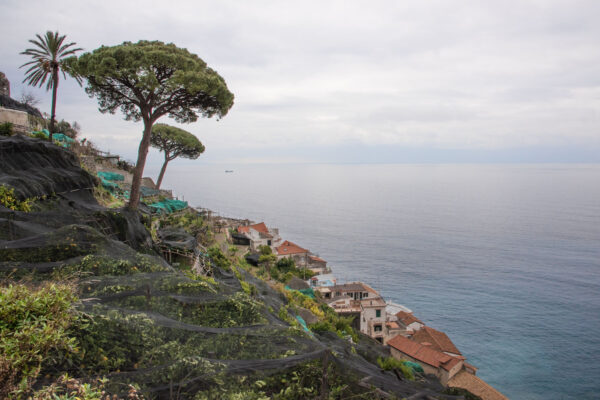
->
[376,309,381,318]
[267,240,272,246]
[363,292,368,298]
[374,324,382,332]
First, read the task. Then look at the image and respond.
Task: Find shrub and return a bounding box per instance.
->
[0,122,14,136]
[31,131,47,140]
[258,245,272,255]
[208,246,231,270]
[376,356,415,380]
[0,283,77,398]
[0,185,32,211]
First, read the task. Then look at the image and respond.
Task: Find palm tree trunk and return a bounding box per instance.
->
[155,153,170,190]
[49,66,59,141]
[128,117,153,210]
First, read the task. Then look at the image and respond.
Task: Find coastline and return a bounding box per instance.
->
[196,206,508,400]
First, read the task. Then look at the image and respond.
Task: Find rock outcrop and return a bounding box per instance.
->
[0,71,9,97]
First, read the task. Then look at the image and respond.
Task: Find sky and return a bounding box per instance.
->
[1,0,599,164]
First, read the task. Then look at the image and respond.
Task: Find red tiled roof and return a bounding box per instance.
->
[412,326,461,356]
[387,335,462,372]
[309,255,326,263]
[448,370,508,400]
[464,362,478,372]
[396,311,424,326]
[238,222,270,235]
[276,240,308,256]
[386,321,400,329]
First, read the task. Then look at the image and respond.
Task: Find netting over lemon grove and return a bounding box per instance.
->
[0,136,449,399]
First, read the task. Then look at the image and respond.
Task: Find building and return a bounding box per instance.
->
[237,222,281,251]
[275,240,309,267]
[384,321,404,344]
[330,282,378,301]
[447,370,508,400]
[395,311,425,336]
[308,255,328,275]
[387,335,463,385]
[359,297,387,342]
[308,273,337,297]
[385,301,412,315]
[325,282,388,342]
[411,326,461,357]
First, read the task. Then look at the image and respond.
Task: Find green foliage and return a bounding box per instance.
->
[30,375,137,400]
[32,377,104,400]
[31,131,48,139]
[93,183,124,208]
[275,257,294,272]
[151,123,205,189]
[376,356,415,381]
[53,254,169,279]
[309,305,359,343]
[0,283,77,398]
[208,246,232,270]
[258,245,272,256]
[267,257,315,284]
[0,185,32,211]
[193,358,369,399]
[64,309,163,373]
[159,209,213,245]
[0,122,14,136]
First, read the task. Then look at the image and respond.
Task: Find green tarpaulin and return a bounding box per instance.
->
[32,130,75,147]
[404,361,424,373]
[97,171,125,181]
[148,199,188,214]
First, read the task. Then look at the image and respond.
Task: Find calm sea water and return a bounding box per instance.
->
[153,163,600,400]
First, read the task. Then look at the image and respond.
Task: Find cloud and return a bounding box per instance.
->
[1,0,599,162]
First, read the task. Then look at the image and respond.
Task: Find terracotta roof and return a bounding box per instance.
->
[238,222,270,235]
[276,240,308,256]
[386,321,400,329]
[387,335,462,372]
[464,362,478,372]
[448,370,508,400]
[412,326,461,356]
[396,311,424,326]
[309,255,327,263]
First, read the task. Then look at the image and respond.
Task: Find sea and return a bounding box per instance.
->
[152,163,600,400]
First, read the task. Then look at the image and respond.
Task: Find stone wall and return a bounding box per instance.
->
[0,107,30,133]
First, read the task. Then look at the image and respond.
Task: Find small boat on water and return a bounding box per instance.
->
[225,170,234,173]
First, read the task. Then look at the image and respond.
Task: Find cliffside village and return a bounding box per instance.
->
[231,220,508,400]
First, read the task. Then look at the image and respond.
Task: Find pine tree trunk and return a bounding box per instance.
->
[49,67,59,141]
[128,117,153,210]
[155,153,170,190]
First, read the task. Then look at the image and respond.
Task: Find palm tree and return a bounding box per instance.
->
[20,31,82,140]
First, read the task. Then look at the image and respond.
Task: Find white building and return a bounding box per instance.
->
[237,222,281,251]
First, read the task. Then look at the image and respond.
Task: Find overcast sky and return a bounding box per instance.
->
[1,0,599,164]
